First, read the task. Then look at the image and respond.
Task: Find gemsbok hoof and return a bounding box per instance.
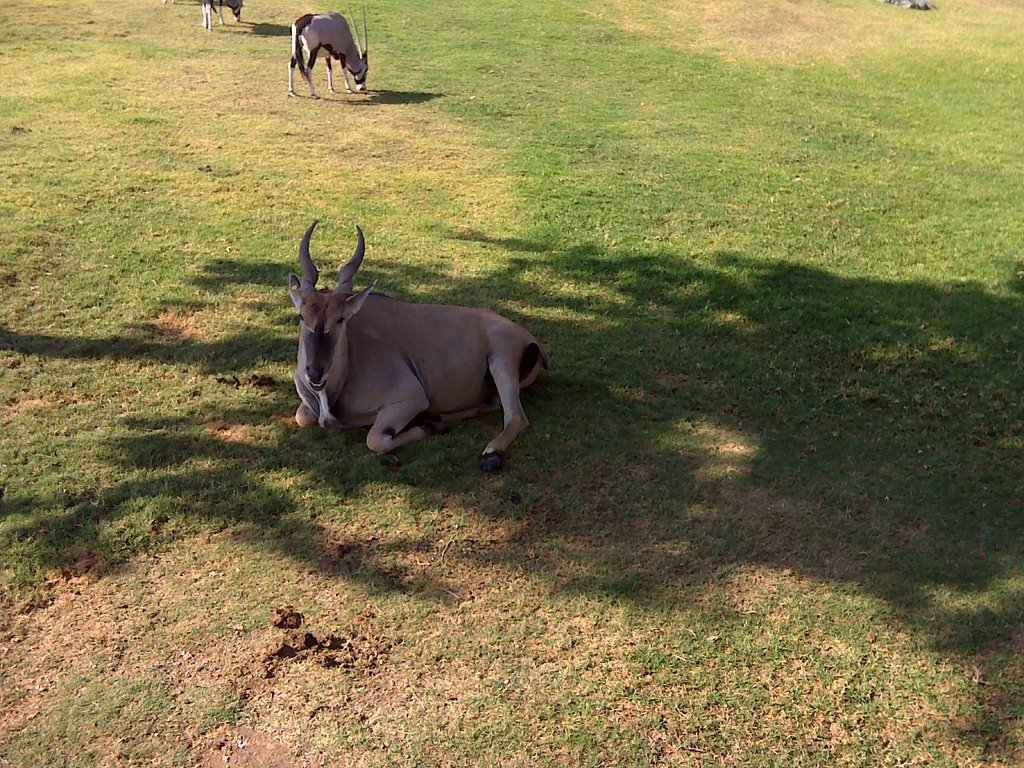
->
[480,451,503,472]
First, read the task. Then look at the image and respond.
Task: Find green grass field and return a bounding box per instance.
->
[2,0,1023,765]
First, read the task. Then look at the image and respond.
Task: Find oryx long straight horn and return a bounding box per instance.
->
[289,10,368,99]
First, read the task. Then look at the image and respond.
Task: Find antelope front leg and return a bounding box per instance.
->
[365,398,432,455]
[342,69,354,93]
[480,357,530,471]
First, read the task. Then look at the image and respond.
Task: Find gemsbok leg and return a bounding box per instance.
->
[325,59,336,93]
[303,49,322,99]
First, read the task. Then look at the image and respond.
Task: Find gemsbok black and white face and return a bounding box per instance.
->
[350,51,369,91]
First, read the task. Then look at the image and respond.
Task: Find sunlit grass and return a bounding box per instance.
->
[2,0,1023,765]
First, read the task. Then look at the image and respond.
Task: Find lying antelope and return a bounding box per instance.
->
[289,7,368,98]
[201,0,242,30]
[289,222,547,470]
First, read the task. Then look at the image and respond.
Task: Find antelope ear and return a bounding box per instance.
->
[342,280,376,319]
[289,273,303,309]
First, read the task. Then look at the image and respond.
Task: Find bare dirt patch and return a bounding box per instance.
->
[205,419,256,443]
[240,606,392,694]
[154,308,205,340]
[198,727,304,768]
[602,0,1014,62]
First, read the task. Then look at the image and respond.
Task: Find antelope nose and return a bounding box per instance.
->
[307,365,325,383]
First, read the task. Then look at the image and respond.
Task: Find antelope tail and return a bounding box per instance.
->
[291,20,307,72]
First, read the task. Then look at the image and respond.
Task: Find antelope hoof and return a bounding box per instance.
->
[480,451,503,472]
[425,419,449,436]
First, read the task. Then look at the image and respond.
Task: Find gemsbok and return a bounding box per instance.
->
[201,0,242,30]
[289,222,547,470]
[289,6,368,98]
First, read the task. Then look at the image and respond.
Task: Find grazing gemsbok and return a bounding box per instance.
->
[289,7,368,98]
[201,0,242,30]
[289,222,548,470]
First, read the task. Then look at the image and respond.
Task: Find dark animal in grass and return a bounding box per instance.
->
[880,0,936,9]
[289,222,547,471]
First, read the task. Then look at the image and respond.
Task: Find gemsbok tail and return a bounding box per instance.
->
[291,15,312,72]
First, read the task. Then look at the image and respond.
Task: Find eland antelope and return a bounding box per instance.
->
[201,0,242,30]
[289,7,368,98]
[289,222,548,470]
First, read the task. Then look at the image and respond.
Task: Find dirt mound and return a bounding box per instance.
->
[272,605,303,629]
[263,628,391,676]
[233,610,393,694]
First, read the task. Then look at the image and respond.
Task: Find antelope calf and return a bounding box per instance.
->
[289,222,547,470]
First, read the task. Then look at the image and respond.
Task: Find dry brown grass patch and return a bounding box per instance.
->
[3,396,51,420]
[205,419,256,443]
[683,419,759,482]
[604,0,1024,63]
[1,565,119,735]
[153,308,206,341]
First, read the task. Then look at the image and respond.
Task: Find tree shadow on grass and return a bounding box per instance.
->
[3,233,1023,756]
